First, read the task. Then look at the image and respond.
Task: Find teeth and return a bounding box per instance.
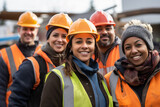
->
[55,44,63,46]
[132,56,141,60]
[80,52,88,55]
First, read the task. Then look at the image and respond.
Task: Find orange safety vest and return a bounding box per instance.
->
[26,49,56,89]
[94,45,121,76]
[0,44,41,106]
[105,70,160,107]
[35,49,56,73]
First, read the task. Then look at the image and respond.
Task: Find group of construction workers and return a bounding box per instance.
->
[0,10,159,107]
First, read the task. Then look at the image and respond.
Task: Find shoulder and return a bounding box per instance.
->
[45,64,65,82]
[45,71,61,86]
[18,59,35,74]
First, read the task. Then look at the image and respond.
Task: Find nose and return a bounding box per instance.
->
[57,36,63,42]
[26,29,32,34]
[81,42,88,49]
[131,46,138,54]
[102,28,108,34]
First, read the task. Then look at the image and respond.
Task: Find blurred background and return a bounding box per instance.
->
[0,0,160,51]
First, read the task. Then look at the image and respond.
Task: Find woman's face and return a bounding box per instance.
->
[47,28,68,53]
[124,37,149,66]
[71,33,95,65]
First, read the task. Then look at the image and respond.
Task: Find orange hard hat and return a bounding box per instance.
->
[90,11,116,26]
[46,13,73,30]
[17,11,40,27]
[66,18,100,42]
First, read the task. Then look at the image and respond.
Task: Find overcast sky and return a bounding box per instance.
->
[0,0,122,13]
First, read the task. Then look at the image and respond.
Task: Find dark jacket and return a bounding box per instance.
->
[40,56,111,107]
[8,43,65,107]
[0,40,40,107]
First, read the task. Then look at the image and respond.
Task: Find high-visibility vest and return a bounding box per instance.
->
[94,45,122,76]
[105,69,160,107]
[0,44,41,105]
[49,64,113,107]
[26,49,56,89]
[0,44,41,86]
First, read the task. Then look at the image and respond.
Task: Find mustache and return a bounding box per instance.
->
[100,34,109,38]
[24,33,32,37]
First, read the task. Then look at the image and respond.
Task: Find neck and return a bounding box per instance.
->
[20,40,35,46]
[99,45,111,54]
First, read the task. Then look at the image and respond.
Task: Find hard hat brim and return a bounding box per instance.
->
[17,23,40,28]
[66,31,100,42]
[94,22,116,27]
[46,24,70,30]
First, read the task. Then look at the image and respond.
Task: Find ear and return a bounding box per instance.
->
[17,27,20,33]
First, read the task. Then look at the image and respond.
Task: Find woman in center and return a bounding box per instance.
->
[40,18,113,107]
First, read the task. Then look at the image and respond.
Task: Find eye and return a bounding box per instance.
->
[62,34,67,39]
[23,27,27,31]
[53,33,59,37]
[75,40,82,44]
[30,28,35,31]
[136,43,142,47]
[86,40,92,44]
[125,46,131,50]
[105,27,112,31]
[96,27,102,32]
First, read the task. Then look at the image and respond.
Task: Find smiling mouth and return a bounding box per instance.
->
[55,44,63,46]
[24,34,32,37]
[80,51,89,55]
[131,55,141,61]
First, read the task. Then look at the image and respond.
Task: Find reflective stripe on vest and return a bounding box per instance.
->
[101,77,113,107]
[98,45,121,76]
[99,66,115,76]
[27,57,40,90]
[0,44,41,106]
[51,64,113,107]
[26,51,55,89]
[52,64,92,107]
[36,49,56,72]
[0,44,41,78]
[0,44,25,87]
[109,71,119,107]
[6,47,17,76]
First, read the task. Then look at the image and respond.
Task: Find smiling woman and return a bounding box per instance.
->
[71,33,95,65]
[105,19,160,107]
[40,18,113,107]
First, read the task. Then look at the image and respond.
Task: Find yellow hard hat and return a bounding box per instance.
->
[66,18,100,42]
[46,13,73,30]
[17,11,40,27]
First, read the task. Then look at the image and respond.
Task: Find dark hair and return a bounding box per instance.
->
[46,26,68,40]
[63,35,101,76]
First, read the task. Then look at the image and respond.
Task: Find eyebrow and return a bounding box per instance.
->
[125,39,141,46]
[135,40,141,43]
[75,38,93,40]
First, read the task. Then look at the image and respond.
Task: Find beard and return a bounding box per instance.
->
[98,34,112,47]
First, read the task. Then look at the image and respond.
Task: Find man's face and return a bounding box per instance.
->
[96,25,115,48]
[18,26,38,45]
